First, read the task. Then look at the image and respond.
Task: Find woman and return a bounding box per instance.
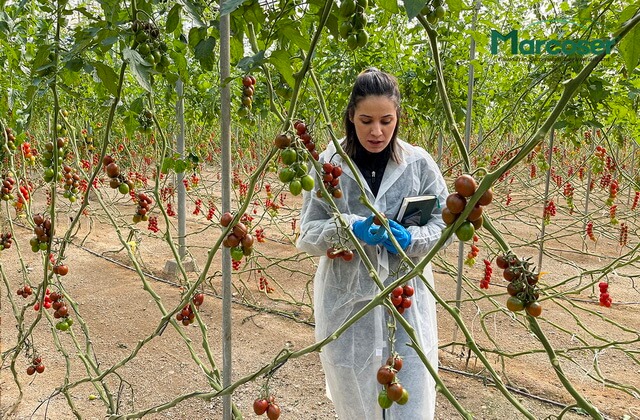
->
[296,68,451,419]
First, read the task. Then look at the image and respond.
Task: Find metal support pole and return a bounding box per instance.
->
[628,141,637,205]
[220,5,233,420]
[176,79,186,260]
[453,0,481,350]
[537,128,554,272]
[582,126,596,251]
[437,131,443,166]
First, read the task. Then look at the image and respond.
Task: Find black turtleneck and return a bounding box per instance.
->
[353,141,391,197]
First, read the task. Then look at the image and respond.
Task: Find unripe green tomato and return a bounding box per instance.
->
[339,21,353,39]
[339,0,356,17]
[118,183,130,195]
[347,34,359,50]
[356,30,368,47]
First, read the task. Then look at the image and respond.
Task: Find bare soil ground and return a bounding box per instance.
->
[1,176,639,419]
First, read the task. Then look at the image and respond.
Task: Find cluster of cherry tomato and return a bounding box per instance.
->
[61,164,81,203]
[619,222,628,247]
[0,232,13,251]
[49,291,73,331]
[133,192,153,223]
[377,354,409,408]
[253,395,281,419]
[464,235,480,266]
[563,182,575,212]
[147,215,159,233]
[103,155,134,195]
[326,246,354,261]
[497,253,542,317]
[42,138,68,183]
[543,199,556,225]
[52,263,69,276]
[598,281,612,308]
[293,120,320,161]
[14,183,30,211]
[33,288,53,311]
[420,0,447,24]
[26,356,45,376]
[275,121,317,196]
[632,191,639,211]
[220,212,255,262]
[337,0,369,50]
[1,173,16,201]
[131,20,170,72]
[176,293,204,326]
[16,284,32,298]
[591,145,606,174]
[317,161,343,199]
[609,205,618,225]
[21,142,36,165]
[30,214,52,252]
[443,174,492,241]
[3,126,16,150]
[606,179,619,206]
[585,221,596,242]
[238,75,257,118]
[390,284,414,315]
[480,259,492,289]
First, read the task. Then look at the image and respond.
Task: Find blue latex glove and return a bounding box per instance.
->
[352,216,388,246]
[382,220,412,254]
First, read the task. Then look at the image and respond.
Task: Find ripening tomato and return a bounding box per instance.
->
[495,255,509,269]
[266,403,281,420]
[376,366,395,385]
[525,301,543,317]
[386,383,404,401]
[454,174,477,197]
[397,388,409,405]
[253,398,269,415]
[506,296,525,312]
[386,355,403,371]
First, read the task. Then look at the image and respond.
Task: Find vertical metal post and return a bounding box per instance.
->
[628,141,637,205]
[176,79,186,260]
[582,127,596,251]
[219,4,233,420]
[537,129,554,272]
[453,0,481,349]
[437,131,443,166]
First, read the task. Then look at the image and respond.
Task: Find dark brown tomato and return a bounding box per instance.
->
[478,188,493,206]
[441,207,458,225]
[467,205,483,222]
[446,193,466,214]
[377,366,395,385]
[386,383,404,402]
[454,174,477,197]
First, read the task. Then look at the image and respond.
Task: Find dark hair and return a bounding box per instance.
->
[343,68,402,162]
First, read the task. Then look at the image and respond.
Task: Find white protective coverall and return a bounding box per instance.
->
[296,139,451,420]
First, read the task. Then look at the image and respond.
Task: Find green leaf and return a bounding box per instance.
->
[166,4,182,33]
[404,0,425,19]
[220,0,246,16]
[194,37,216,71]
[188,26,207,49]
[618,4,640,74]
[237,51,265,72]
[269,49,295,87]
[180,0,205,27]
[446,0,464,14]
[122,48,152,92]
[130,97,144,114]
[280,24,311,50]
[375,0,399,13]
[92,61,119,96]
[174,159,188,173]
[161,157,175,174]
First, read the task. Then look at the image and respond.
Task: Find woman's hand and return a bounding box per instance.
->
[382,220,412,254]
[352,215,388,245]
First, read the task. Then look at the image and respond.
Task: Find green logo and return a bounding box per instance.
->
[490,23,617,56]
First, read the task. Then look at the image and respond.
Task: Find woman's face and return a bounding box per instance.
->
[352,95,398,153]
